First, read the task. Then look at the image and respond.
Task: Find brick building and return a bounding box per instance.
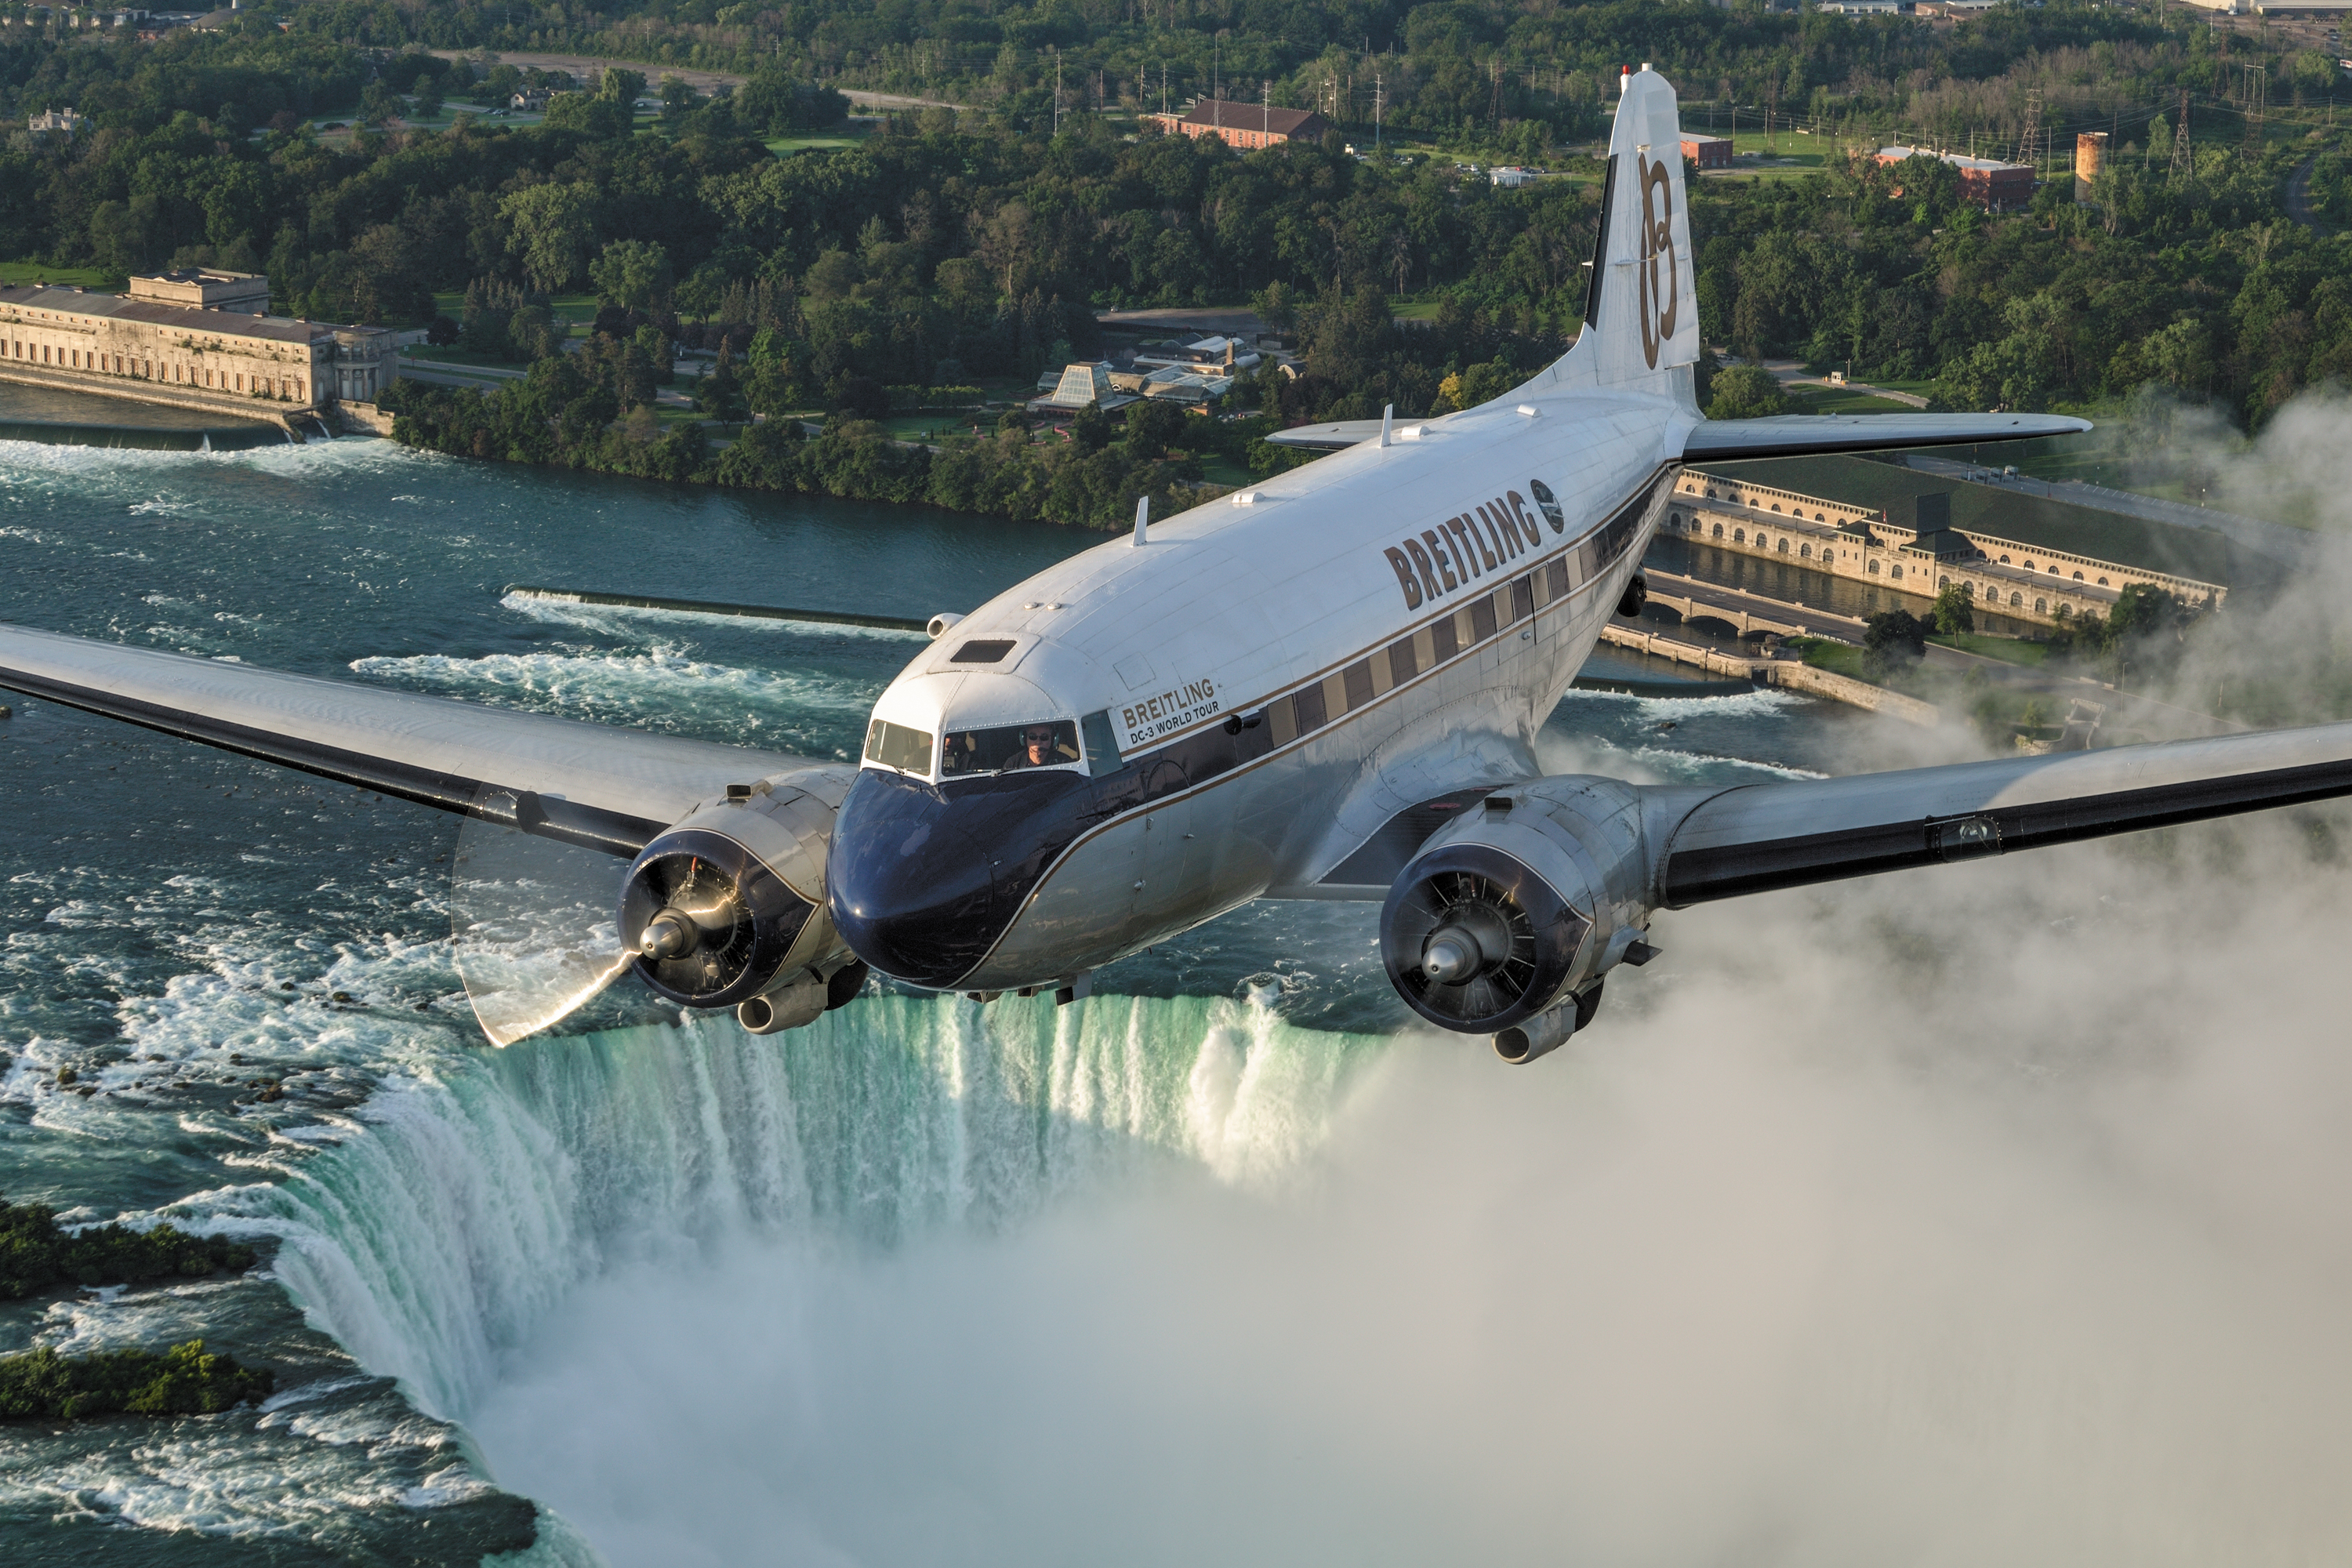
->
[1873,144,2034,210]
[1679,133,1733,169]
[1148,99,1330,151]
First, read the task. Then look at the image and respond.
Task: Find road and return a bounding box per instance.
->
[1754,355,1929,408]
[2287,156,2324,235]
[1094,307,1268,339]
[428,50,964,111]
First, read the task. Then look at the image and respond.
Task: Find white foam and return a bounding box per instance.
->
[347,646,882,724]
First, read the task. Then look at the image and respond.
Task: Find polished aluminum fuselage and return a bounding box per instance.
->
[844,387,1690,993]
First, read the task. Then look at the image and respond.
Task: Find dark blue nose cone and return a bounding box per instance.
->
[827,768,1001,988]
[827,764,1098,990]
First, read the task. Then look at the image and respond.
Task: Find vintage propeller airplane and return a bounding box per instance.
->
[6,69,2349,1062]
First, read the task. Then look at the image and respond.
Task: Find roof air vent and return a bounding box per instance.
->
[950,639,1016,664]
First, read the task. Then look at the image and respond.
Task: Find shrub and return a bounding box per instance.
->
[0,1195,256,1301]
[0,1341,274,1421]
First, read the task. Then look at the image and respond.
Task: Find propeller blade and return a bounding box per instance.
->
[448,798,636,1047]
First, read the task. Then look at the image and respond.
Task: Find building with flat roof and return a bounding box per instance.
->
[128,267,270,314]
[1148,99,1330,151]
[1680,133,1733,169]
[1663,456,2233,630]
[1874,144,2034,209]
[0,277,397,426]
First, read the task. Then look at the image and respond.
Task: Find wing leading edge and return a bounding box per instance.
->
[1678,411,2089,462]
[0,623,816,856]
[1264,412,2089,459]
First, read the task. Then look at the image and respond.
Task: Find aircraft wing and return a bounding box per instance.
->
[1654,720,2352,907]
[1265,412,2089,459]
[1678,412,2089,462]
[0,622,814,857]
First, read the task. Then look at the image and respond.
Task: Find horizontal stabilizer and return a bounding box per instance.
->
[1261,419,1390,452]
[1681,412,2089,463]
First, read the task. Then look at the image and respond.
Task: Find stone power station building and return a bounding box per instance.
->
[0,269,398,430]
[1665,459,2228,630]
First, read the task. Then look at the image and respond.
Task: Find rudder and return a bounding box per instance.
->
[1523,66,1699,397]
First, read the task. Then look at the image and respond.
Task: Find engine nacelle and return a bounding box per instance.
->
[616,765,857,1016]
[1379,776,1664,1044]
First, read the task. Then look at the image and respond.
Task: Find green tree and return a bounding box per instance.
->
[1861,608,1929,680]
[1705,365,1790,420]
[589,239,673,312]
[502,183,599,293]
[697,344,748,424]
[1931,583,1975,635]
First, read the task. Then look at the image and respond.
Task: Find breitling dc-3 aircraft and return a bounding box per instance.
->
[7,69,2352,1062]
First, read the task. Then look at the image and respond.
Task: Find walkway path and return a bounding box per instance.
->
[1755,355,1929,408]
[2287,156,2325,234]
[428,49,964,111]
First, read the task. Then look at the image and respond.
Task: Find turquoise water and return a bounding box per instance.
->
[0,436,1871,1562]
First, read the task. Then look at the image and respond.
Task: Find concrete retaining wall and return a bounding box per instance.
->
[1599,622,1942,728]
[337,401,396,436]
[1758,659,1942,726]
[0,363,310,427]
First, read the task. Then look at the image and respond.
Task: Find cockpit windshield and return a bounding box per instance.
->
[940,719,1082,777]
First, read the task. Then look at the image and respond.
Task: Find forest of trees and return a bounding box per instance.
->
[1,0,2347,517]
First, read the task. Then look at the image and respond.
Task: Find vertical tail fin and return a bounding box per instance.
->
[1522,67,1699,397]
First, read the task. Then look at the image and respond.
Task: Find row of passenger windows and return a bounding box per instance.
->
[1268,515,1632,749]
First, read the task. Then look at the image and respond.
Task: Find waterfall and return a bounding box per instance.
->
[256,992,1377,1421]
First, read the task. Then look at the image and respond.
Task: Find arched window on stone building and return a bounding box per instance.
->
[1777,539,1788,554]
[2034,598,2047,613]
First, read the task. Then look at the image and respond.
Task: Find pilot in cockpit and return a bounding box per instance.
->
[1004,724,1078,771]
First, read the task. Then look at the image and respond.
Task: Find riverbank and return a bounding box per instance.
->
[380,378,1223,531]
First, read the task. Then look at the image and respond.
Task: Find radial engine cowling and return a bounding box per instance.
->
[618,766,856,1013]
[1379,777,1664,1054]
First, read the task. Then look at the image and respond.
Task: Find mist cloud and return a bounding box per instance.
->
[467,394,2352,1566]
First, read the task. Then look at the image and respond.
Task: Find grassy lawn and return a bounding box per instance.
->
[0,260,121,289]
[1390,298,1445,322]
[1196,454,1254,488]
[1786,387,1916,416]
[877,413,981,442]
[1929,631,2051,666]
[766,132,865,154]
[1786,636,1871,681]
[402,345,524,368]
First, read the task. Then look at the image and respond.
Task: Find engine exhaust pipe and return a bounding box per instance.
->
[1493,1002,1577,1065]
[736,971,827,1035]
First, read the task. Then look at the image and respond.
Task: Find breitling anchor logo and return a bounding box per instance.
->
[1635,151,1678,370]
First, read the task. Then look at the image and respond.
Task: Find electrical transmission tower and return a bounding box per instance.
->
[2013,87,2042,171]
[2242,62,2267,154]
[2171,89,2193,180]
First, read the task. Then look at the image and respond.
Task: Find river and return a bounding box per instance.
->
[5,432,2346,1566]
